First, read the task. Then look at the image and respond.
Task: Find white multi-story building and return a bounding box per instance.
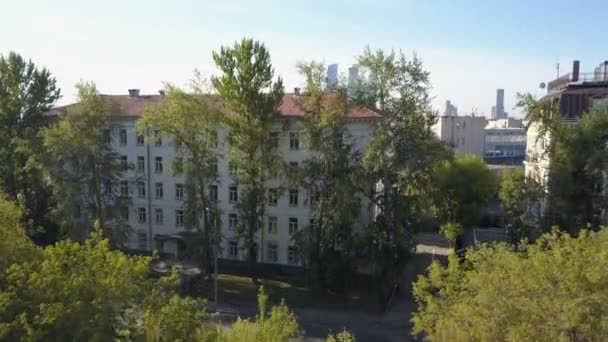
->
[432,115,487,158]
[52,90,381,266]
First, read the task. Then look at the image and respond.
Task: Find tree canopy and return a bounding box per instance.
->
[412,229,608,341]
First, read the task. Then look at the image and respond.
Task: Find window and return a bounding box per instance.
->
[137,181,146,198]
[138,207,146,223]
[120,155,128,170]
[104,180,112,195]
[155,182,163,199]
[267,243,278,262]
[136,133,145,145]
[137,232,147,250]
[154,130,162,146]
[229,162,238,177]
[119,129,127,145]
[209,130,218,148]
[229,185,238,203]
[175,183,184,199]
[289,189,299,207]
[137,156,145,172]
[155,208,163,224]
[71,159,80,172]
[209,185,218,202]
[174,157,184,174]
[175,209,184,226]
[120,181,129,196]
[335,132,343,147]
[155,157,163,174]
[74,204,81,218]
[288,246,298,264]
[268,216,278,234]
[289,217,298,235]
[228,241,238,258]
[269,131,279,148]
[289,161,298,168]
[229,213,238,231]
[103,129,111,144]
[209,157,218,175]
[289,132,299,150]
[268,188,278,206]
[310,190,320,207]
[121,206,129,221]
[310,219,317,233]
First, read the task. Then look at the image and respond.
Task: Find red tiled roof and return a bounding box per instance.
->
[51,93,381,119]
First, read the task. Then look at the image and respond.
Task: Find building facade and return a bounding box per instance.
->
[52,91,380,267]
[484,118,526,164]
[432,115,487,158]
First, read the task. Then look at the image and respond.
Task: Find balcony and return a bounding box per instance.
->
[548,72,608,92]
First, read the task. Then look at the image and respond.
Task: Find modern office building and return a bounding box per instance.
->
[484,118,526,164]
[348,64,359,86]
[491,88,507,119]
[49,90,381,267]
[327,64,339,87]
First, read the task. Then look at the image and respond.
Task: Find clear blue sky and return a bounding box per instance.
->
[3,0,608,117]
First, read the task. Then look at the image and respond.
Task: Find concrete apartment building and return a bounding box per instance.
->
[51,90,381,267]
[484,118,526,164]
[432,115,487,158]
[525,60,608,187]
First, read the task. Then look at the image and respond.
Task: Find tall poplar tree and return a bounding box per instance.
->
[0,52,60,243]
[211,38,284,273]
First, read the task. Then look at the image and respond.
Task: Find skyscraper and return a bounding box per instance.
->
[348,64,359,86]
[327,64,338,86]
[495,88,506,119]
[444,100,458,116]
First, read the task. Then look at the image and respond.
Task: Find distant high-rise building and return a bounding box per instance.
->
[444,100,458,116]
[495,88,506,119]
[327,64,338,86]
[348,64,359,86]
[491,106,497,119]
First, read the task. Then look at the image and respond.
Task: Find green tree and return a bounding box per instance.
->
[499,168,526,217]
[43,81,130,246]
[294,61,361,291]
[433,154,497,227]
[138,75,222,274]
[353,47,449,301]
[0,52,61,243]
[412,229,608,341]
[211,38,284,273]
[438,222,463,248]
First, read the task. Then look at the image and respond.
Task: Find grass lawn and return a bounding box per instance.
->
[198,273,377,312]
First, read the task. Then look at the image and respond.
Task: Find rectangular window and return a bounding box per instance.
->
[288,246,298,264]
[228,213,238,231]
[269,131,279,148]
[154,130,162,146]
[310,190,320,207]
[289,217,298,235]
[136,133,145,145]
[267,243,278,263]
[71,159,80,172]
[137,232,147,250]
[121,206,129,221]
[175,209,184,226]
[137,181,146,198]
[104,180,112,195]
[268,216,278,234]
[209,185,218,202]
[289,161,298,168]
[137,156,145,172]
[103,129,111,145]
[155,157,163,174]
[120,155,128,170]
[229,161,238,177]
[175,183,184,199]
[310,219,317,233]
[155,182,163,199]
[209,157,218,175]
[120,181,129,196]
[155,208,163,224]
[209,130,218,148]
[74,204,81,218]
[119,129,127,146]
[174,157,184,174]
[228,241,238,258]
[268,188,278,206]
[289,189,299,207]
[138,207,146,223]
[335,132,343,147]
[229,185,238,203]
[289,132,299,150]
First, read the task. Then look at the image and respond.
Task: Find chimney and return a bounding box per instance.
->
[294,87,301,96]
[158,90,166,97]
[572,60,580,82]
[128,89,140,97]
